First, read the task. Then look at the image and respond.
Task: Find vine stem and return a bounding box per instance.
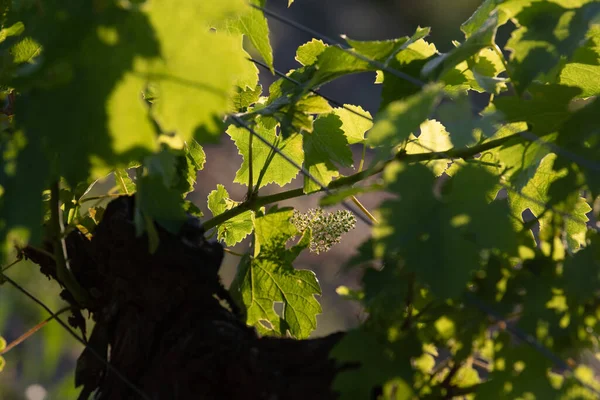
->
[202,130,530,231]
[50,182,92,307]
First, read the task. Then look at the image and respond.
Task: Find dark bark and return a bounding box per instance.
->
[24,196,352,400]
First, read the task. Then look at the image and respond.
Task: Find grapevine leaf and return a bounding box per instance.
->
[231,208,321,338]
[18,1,252,185]
[368,83,442,161]
[405,119,452,176]
[231,84,262,112]
[225,0,273,70]
[136,173,188,235]
[374,163,516,298]
[332,105,373,145]
[508,154,590,252]
[227,120,303,189]
[505,1,600,93]
[477,334,557,398]
[492,83,581,135]
[553,95,600,198]
[461,0,507,38]
[331,329,419,400]
[380,39,438,108]
[114,169,136,195]
[563,236,600,305]
[303,114,353,193]
[559,26,600,98]
[490,129,555,189]
[423,12,499,79]
[207,184,254,246]
[435,96,495,148]
[296,39,327,66]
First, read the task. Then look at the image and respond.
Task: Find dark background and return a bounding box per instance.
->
[0,1,484,398]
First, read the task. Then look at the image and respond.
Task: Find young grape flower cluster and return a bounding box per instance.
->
[290,208,356,254]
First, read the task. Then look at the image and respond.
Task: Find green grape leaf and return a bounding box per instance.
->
[331,329,420,400]
[368,84,442,161]
[225,0,273,70]
[227,119,303,189]
[19,1,252,185]
[423,12,499,79]
[505,1,600,93]
[477,334,557,398]
[559,26,600,98]
[303,114,353,193]
[114,169,136,195]
[380,39,438,108]
[434,95,495,148]
[207,184,254,246]
[564,236,600,306]
[405,119,452,176]
[231,84,262,111]
[488,126,553,189]
[231,208,321,338]
[553,95,600,198]
[296,39,327,66]
[136,173,188,235]
[0,22,24,43]
[508,154,590,252]
[461,0,508,38]
[332,105,373,145]
[492,83,581,135]
[374,163,517,298]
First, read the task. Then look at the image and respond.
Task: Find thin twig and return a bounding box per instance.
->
[1,306,71,354]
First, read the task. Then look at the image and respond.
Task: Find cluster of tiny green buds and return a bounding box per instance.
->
[290,208,356,254]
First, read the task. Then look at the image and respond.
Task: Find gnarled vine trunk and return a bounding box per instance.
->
[25,197,352,399]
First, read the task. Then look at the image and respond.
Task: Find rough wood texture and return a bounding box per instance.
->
[24,196,350,400]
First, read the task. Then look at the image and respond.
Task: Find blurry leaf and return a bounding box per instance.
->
[303,114,353,193]
[332,105,373,145]
[230,208,321,338]
[207,184,254,246]
[136,173,188,234]
[0,22,24,43]
[332,329,420,400]
[374,163,516,298]
[492,83,581,135]
[227,119,303,188]
[552,96,600,198]
[405,119,452,176]
[477,334,557,398]
[19,1,251,185]
[368,83,442,161]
